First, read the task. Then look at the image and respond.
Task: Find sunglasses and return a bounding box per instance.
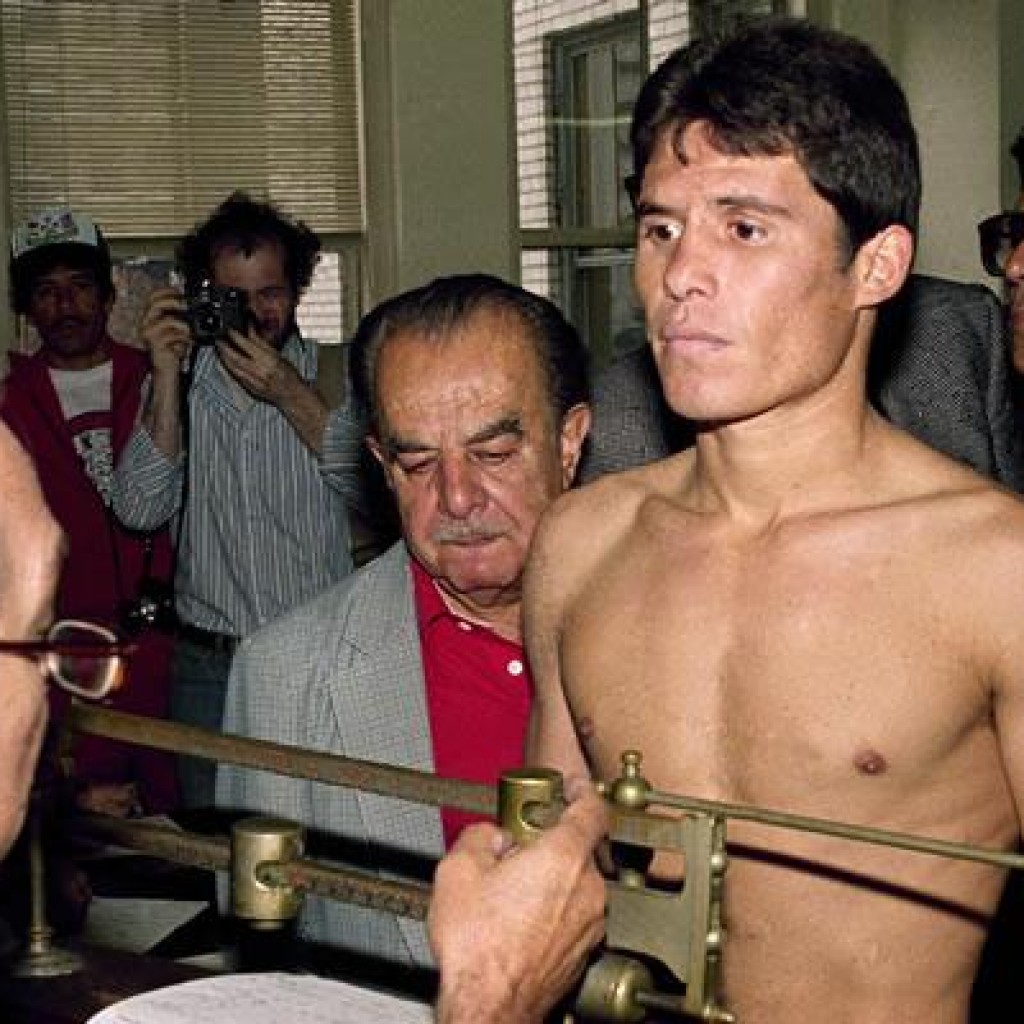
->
[0,619,135,699]
[977,212,1024,278]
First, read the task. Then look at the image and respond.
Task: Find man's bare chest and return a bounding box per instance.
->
[559,516,986,803]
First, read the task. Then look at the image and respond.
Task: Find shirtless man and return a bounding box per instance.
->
[527,19,1024,1024]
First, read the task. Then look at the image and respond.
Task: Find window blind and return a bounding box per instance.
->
[0,0,363,239]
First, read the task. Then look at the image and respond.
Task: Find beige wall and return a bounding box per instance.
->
[361,0,516,304]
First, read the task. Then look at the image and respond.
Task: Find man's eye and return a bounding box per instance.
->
[396,458,433,477]
[475,448,514,466]
[730,219,766,243]
[641,220,682,243]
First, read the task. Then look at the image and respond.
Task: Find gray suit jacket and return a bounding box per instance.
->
[216,542,440,968]
[582,275,1024,490]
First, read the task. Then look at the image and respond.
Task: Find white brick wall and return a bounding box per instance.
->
[513,0,691,298]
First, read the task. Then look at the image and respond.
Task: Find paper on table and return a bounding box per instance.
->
[86,972,434,1024]
[81,896,210,954]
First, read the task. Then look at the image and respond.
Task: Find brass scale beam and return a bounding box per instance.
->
[68,704,1024,1022]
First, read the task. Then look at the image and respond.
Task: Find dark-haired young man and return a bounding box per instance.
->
[113,193,363,808]
[2,208,178,817]
[528,19,1024,1024]
[217,274,590,969]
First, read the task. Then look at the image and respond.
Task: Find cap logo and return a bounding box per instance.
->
[12,207,99,259]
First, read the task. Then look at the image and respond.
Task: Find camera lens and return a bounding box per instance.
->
[198,309,221,334]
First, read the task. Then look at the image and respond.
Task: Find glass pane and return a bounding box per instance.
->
[690,0,791,38]
[521,247,643,372]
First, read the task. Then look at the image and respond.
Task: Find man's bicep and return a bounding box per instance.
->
[527,688,590,778]
[523,508,592,776]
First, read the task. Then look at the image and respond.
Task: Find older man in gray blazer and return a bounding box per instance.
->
[583,274,1024,490]
[217,274,590,970]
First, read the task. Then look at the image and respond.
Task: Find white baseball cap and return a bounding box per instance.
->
[11,206,103,260]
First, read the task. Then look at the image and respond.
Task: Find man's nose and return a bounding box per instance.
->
[662,228,716,302]
[54,287,81,314]
[437,456,486,518]
[1007,242,1024,284]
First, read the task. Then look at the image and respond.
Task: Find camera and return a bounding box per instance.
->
[186,280,249,345]
[119,578,177,636]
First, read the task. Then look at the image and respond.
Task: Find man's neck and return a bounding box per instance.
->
[689,392,888,527]
[43,338,112,371]
[435,584,523,644]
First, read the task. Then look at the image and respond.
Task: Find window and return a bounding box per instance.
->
[548,14,645,368]
[1,0,363,345]
[515,2,645,371]
[690,0,793,37]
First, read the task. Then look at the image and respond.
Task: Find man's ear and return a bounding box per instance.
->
[854,224,914,309]
[559,403,591,488]
[365,435,396,491]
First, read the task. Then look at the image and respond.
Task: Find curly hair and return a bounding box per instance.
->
[176,191,321,297]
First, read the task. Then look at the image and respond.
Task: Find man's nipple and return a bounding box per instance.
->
[853,749,888,776]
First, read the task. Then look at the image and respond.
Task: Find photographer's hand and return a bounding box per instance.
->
[140,288,193,460]
[140,288,193,377]
[217,329,331,453]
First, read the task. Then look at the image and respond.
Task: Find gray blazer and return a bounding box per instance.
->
[582,274,1024,490]
[216,542,440,968]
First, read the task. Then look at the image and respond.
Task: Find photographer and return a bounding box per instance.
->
[113,193,363,809]
[1,207,179,818]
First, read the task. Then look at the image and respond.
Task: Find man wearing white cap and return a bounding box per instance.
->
[1,207,179,818]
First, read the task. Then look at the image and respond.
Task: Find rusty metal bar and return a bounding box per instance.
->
[77,814,231,871]
[256,861,430,921]
[68,704,494,817]
[75,814,431,920]
[69,706,1024,873]
[643,788,1024,872]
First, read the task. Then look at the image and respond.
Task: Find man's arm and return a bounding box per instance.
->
[112,288,191,531]
[138,287,193,460]
[0,423,63,857]
[522,508,592,777]
[430,777,608,1024]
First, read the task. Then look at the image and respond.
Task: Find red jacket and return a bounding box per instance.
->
[1,340,178,813]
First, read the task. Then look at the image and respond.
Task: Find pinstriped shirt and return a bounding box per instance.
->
[112,335,361,637]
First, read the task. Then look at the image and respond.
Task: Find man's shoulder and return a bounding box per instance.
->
[240,543,412,654]
[537,458,688,573]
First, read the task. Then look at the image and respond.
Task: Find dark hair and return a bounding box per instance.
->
[10,235,114,315]
[1011,129,1024,191]
[176,191,321,296]
[349,273,590,436]
[630,18,921,260]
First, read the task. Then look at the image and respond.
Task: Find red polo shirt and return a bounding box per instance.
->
[412,560,532,849]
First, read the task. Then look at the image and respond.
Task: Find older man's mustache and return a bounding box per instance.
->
[432,522,505,544]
